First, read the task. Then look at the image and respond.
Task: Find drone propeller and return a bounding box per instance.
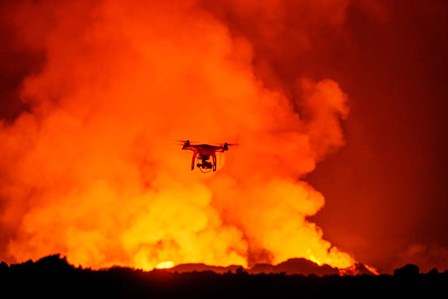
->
[173,139,240,147]
[173,139,198,145]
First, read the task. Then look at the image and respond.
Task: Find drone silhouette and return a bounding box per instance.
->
[178,140,237,173]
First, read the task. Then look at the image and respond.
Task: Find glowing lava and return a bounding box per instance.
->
[156,261,175,269]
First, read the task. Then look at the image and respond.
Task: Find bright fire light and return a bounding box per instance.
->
[156,261,175,269]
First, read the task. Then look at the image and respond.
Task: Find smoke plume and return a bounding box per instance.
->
[0,0,357,271]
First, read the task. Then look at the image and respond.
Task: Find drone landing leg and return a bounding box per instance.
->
[191,152,197,171]
[212,154,217,171]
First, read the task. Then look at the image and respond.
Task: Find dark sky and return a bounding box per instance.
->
[0,0,447,274]
[307,0,448,273]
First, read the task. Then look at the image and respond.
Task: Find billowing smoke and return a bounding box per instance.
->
[0,0,356,271]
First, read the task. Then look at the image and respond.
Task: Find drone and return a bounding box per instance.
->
[178,140,236,173]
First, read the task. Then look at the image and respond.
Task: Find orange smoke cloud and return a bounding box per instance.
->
[0,0,356,271]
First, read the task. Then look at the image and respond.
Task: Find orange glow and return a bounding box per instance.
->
[156,261,175,269]
[0,0,359,273]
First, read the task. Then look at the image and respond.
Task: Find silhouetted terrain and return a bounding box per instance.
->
[0,254,447,297]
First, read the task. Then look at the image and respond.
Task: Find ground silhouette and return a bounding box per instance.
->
[0,254,446,297]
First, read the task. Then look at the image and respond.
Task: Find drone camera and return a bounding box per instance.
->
[197,162,212,169]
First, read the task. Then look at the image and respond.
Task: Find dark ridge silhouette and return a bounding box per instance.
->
[250,258,339,276]
[168,257,376,276]
[168,258,341,276]
[0,254,447,297]
[169,263,243,274]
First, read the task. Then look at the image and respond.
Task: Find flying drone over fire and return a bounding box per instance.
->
[178,140,237,173]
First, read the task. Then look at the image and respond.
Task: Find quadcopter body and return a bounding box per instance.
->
[179,140,235,172]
